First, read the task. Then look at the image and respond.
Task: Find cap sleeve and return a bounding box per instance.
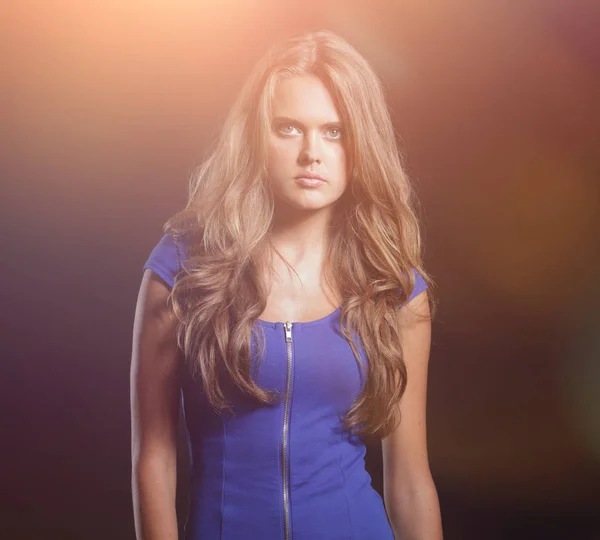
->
[408,269,428,301]
[143,233,183,289]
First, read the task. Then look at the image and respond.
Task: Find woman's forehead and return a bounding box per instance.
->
[270,75,341,124]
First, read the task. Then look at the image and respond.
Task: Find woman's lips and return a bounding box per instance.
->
[294,172,326,187]
[295,176,326,187]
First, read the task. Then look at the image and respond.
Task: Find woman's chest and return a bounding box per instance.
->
[258,267,341,324]
[252,321,366,414]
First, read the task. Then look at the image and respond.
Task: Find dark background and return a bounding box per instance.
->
[2,1,599,538]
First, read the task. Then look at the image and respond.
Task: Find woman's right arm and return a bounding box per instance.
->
[130,270,182,540]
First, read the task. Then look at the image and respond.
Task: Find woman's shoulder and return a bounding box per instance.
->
[408,268,428,302]
[142,232,188,289]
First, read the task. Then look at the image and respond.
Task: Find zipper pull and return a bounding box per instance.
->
[284,321,292,343]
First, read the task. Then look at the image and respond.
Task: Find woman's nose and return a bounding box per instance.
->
[298,133,322,165]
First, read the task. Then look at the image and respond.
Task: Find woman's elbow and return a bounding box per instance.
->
[385,478,443,540]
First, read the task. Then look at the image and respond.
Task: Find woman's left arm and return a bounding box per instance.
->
[382,290,443,540]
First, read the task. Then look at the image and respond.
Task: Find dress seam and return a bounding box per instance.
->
[339,452,355,540]
[220,418,227,539]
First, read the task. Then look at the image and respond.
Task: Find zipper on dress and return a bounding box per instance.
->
[282,321,293,540]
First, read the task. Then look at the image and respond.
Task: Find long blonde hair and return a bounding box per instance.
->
[166,30,432,438]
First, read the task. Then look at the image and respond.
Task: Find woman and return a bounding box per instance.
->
[131,30,443,540]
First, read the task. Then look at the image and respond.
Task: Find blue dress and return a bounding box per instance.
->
[143,234,427,539]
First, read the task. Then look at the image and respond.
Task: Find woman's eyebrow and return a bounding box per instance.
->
[272,116,342,129]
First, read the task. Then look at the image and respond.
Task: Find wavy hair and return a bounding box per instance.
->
[165,30,433,438]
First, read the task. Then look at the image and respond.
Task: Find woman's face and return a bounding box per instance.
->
[266,74,348,214]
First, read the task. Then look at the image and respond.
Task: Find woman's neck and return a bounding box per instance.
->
[269,205,333,263]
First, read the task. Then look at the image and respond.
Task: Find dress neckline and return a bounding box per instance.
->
[258,306,342,329]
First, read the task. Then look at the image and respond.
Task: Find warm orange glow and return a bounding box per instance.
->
[3,1,599,523]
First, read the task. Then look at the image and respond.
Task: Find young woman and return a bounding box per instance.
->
[131,30,443,540]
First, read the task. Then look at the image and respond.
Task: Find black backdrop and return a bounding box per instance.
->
[2,1,600,538]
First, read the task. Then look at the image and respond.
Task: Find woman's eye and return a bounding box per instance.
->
[326,127,342,139]
[279,124,299,135]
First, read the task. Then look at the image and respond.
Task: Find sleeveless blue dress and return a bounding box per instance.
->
[143,234,427,539]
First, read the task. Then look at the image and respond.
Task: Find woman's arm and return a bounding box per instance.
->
[382,290,443,540]
[130,270,182,540]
